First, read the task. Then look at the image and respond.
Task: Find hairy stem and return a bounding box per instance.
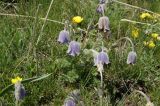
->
[113,0,160,17]
[100,70,103,88]
[114,37,135,51]
[121,19,151,25]
[135,90,151,103]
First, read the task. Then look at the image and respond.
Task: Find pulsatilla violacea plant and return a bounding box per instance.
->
[11,76,26,105]
[135,90,154,106]
[14,82,26,101]
[57,29,70,44]
[94,50,110,66]
[67,41,80,56]
[98,16,110,32]
[64,99,76,106]
[127,51,137,65]
[63,90,84,106]
[113,37,137,65]
[99,0,106,4]
[96,4,106,14]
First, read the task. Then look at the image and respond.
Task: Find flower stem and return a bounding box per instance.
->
[64,20,69,30]
[113,0,160,17]
[15,100,19,106]
[102,41,104,51]
[113,37,135,51]
[100,70,103,88]
[121,19,151,26]
[101,4,105,17]
[99,70,103,106]
[135,90,151,103]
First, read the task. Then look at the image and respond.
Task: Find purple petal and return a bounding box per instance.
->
[99,0,106,4]
[15,82,26,100]
[95,51,110,65]
[64,99,76,106]
[67,41,80,56]
[98,16,110,32]
[96,4,105,14]
[127,51,137,64]
[58,30,70,44]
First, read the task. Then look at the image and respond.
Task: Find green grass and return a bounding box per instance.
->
[0,0,160,105]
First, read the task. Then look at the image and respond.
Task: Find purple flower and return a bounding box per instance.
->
[67,41,80,56]
[127,51,137,64]
[99,0,106,4]
[64,90,81,106]
[96,4,105,14]
[64,99,76,106]
[58,30,70,44]
[94,51,110,65]
[14,82,26,100]
[98,16,110,32]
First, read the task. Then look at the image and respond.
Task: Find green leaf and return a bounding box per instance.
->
[31,73,52,82]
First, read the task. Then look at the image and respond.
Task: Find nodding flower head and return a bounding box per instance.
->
[67,41,80,56]
[14,82,26,101]
[96,4,105,14]
[64,90,81,106]
[95,50,110,65]
[127,51,137,65]
[98,16,110,32]
[58,30,70,44]
[64,99,76,106]
[99,0,106,4]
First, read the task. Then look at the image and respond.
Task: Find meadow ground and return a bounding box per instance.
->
[0,0,160,106]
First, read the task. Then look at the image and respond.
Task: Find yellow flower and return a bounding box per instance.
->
[11,76,22,84]
[151,33,159,39]
[132,28,139,38]
[140,13,153,19]
[72,16,83,24]
[148,41,156,48]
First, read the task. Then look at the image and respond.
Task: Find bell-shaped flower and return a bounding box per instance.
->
[127,51,137,64]
[95,50,110,65]
[64,90,81,106]
[96,4,105,14]
[64,99,76,106]
[98,16,110,32]
[14,82,26,101]
[58,29,70,44]
[69,90,80,102]
[67,41,80,56]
